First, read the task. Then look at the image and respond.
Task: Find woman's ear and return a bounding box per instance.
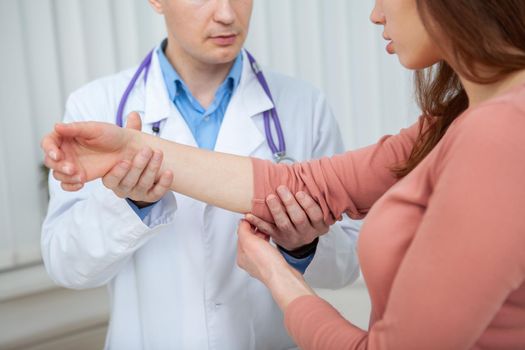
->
[148,0,164,15]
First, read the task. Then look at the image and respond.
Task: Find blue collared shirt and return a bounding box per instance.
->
[128,45,314,273]
[157,46,242,150]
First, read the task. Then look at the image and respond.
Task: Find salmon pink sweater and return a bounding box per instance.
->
[251,85,525,349]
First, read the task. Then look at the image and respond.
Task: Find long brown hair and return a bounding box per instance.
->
[393,0,525,178]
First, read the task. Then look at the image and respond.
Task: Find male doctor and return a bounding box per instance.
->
[42,0,360,349]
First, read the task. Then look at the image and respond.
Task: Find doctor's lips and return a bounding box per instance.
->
[210,33,238,46]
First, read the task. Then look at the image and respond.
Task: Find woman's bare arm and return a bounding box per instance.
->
[42,113,253,214]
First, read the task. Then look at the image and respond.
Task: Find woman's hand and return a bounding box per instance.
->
[41,112,143,191]
[236,220,315,310]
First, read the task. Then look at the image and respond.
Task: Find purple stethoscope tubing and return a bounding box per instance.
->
[116,49,293,163]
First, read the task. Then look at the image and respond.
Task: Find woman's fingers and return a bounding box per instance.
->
[52,169,83,184]
[295,191,329,234]
[44,155,83,180]
[61,182,84,192]
[54,122,102,140]
[244,213,277,236]
[41,132,64,162]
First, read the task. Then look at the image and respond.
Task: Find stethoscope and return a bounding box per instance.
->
[116,48,295,164]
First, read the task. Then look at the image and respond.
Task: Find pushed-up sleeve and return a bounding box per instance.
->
[251,120,423,224]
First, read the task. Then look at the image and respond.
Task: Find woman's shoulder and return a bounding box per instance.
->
[450,84,525,141]
[426,83,525,170]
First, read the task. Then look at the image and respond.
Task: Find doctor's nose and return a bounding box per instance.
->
[213,0,236,25]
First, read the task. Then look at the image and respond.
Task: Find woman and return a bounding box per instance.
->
[42,0,525,348]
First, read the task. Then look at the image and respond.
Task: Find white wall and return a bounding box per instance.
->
[0,0,419,348]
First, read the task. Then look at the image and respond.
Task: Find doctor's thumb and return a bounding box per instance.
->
[125,112,142,131]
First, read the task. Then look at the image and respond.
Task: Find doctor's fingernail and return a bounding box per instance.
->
[266,194,277,203]
[140,148,152,158]
[61,164,72,175]
[277,186,291,199]
[296,192,306,200]
[152,151,162,162]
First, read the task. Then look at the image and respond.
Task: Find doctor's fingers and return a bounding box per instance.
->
[118,148,154,192]
[110,148,154,194]
[266,194,299,236]
[144,170,173,201]
[132,150,165,194]
[102,161,132,193]
[275,186,316,234]
[295,191,329,235]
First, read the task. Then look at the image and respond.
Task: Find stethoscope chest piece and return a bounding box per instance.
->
[274,152,296,164]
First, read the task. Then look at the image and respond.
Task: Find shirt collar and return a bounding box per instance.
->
[157,39,243,103]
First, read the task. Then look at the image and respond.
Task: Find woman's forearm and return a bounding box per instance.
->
[133,131,254,213]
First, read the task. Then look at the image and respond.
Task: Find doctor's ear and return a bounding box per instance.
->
[148,0,164,14]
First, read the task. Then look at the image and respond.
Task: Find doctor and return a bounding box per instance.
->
[42,0,360,349]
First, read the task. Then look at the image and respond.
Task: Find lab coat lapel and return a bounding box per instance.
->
[213,51,272,157]
[142,49,197,146]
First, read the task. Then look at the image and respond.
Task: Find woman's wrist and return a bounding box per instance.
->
[265,262,315,311]
[122,128,147,160]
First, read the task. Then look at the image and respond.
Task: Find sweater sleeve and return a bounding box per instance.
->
[251,119,423,224]
[283,103,525,349]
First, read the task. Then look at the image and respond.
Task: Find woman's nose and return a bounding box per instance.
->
[370,2,386,25]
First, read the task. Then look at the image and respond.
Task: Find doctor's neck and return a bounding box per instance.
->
[164,39,237,109]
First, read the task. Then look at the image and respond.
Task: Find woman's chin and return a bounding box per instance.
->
[398,53,440,71]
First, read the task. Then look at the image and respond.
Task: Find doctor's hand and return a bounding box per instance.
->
[244,186,330,251]
[102,114,173,206]
[236,220,314,310]
[41,113,143,191]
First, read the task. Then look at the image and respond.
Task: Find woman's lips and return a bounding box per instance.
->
[386,41,395,54]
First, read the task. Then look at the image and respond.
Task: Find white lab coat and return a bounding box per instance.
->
[42,49,360,350]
